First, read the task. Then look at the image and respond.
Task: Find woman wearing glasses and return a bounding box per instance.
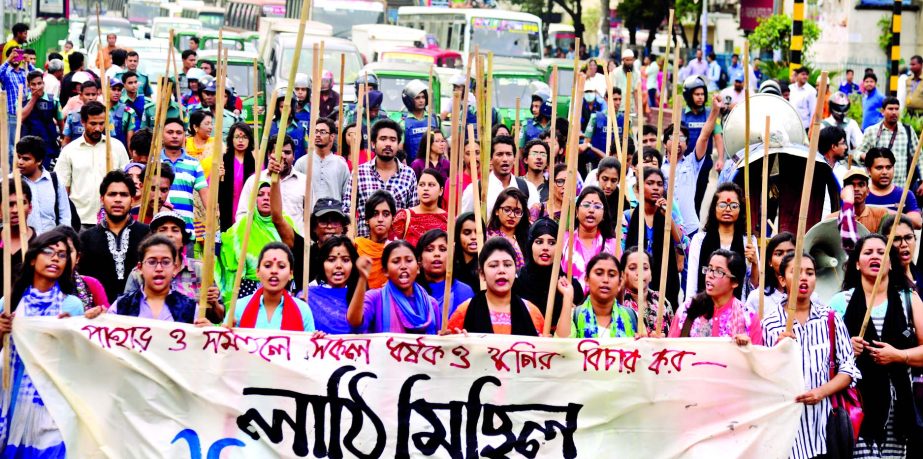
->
[486,188,530,270]
[880,215,923,296]
[410,130,450,182]
[109,235,205,325]
[669,249,762,345]
[536,164,568,222]
[0,231,91,457]
[391,168,448,247]
[686,182,759,301]
[562,186,617,286]
[216,122,255,232]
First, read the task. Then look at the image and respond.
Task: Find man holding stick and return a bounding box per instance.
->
[293,117,350,206]
[158,117,208,234]
[461,136,540,217]
[237,134,306,225]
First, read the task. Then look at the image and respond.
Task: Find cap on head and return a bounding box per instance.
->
[149,211,191,244]
[47,59,64,72]
[621,49,635,60]
[843,168,869,184]
[313,198,346,219]
[109,77,124,88]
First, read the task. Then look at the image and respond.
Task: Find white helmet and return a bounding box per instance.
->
[293,73,310,89]
[186,68,207,82]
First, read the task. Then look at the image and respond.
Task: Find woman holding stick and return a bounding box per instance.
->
[685,182,759,301]
[556,252,639,338]
[354,190,396,289]
[410,129,450,181]
[828,234,923,457]
[0,231,92,457]
[515,218,586,327]
[230,242,316,332]
[881,215,923,296]
[453,212,481,292]
[745,232,797,314]
[486,188,530,270]
[308,236,360,334]
[669,249,762,344]
[348,240,441,334]
[416,229,474,316]
[620,246,673,335]
[562,186,617,285]
[447,237,555,335]
[216,122,255,232]
[390,168,448,247]
[762,252,858,459]
[625,167,683,311]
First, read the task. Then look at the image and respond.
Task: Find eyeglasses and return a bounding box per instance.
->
[717,202,740,211]
[580,202,604,211]
[554,178,566,187]
[143,258,173,269]
[40,247,68,260]
[894,234,916,246]
[233,134,249,141]
[671,135,687,143]
[318,219,344,227]
[499,206,523,218]
[529,150,548,157]
[315,129,330,136]
[702,266,734,279]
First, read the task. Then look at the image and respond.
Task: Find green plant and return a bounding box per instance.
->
[901,113,923,135]
[847,94,864,125]
[749,15,821,65]
[878,16,892,59]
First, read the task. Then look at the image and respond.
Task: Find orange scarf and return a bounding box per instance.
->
[355,237,388,289]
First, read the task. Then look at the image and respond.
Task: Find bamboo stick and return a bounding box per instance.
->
[633,81,648,336]
[544,74,586,336]
[622,75,632,181]
[224,87,280,326]
[347,83,365,240]
[252,58,260,145]
[758,116,770,320]
[271,0,312,183]
[656,9,675,151]
[138,77,171,221]
[425,64,434,163]
[1,95,11,390]
[655,90,683,335]
[784,72,828,333]
[364,77,371,149]
[11,87,26,261]
[565,64,582,281]
[859,128,923,336]
[97,4,112,174]
[197,49,227,319]
[743,41,752,241]
[442,92,461,330]
[302,43,324,303]
[336,54,345,157]
[467,124,485,291]
[602,61,614,158]
[483,52,495,201]
[513,97,521,177]
[547,66,558,215]
[168,29,185,120]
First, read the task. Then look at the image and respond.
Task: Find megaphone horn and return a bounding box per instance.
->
[803,218,870,299]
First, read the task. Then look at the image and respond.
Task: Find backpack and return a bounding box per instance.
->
[718,69,729,90]
[49,171,82,230]
[514,177,531,200]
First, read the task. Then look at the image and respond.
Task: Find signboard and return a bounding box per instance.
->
[12,316,804,458]
[740,0,775,32]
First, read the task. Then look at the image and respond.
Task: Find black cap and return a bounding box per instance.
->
[313,198,346,218]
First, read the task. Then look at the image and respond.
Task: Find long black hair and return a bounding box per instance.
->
[418,167,446,208]
[778,252,817,296]
[575,185,614,239]
[219,122,256,231]
[764,232,796,291]
[415,128,444,163]
[695,182,747,295]
[682,249,746,332]
[9,230,77,311]
[415,228,448,294]
[487,188,530,257]
[315,236,359,303]
[842,234,909,291]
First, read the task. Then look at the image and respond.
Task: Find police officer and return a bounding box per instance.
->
[519,82,551,149]
[347,85,388,151]
[344,72,384,124]
[182,68,207,107]
[584,86,624,174]
[188,78,240,137]
[292,73,311,131]
[269,86,309,161]
[106,77,137,147]
[399,79,439,163]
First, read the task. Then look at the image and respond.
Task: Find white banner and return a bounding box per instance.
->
[12,316,804,458]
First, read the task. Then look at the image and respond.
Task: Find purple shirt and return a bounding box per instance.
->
[359,287,442,333]
[865,186,921,213]
[685,58,709,78]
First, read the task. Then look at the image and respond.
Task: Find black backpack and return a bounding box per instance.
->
[49,171,82,230]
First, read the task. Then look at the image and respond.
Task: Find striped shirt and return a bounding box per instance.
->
[160,149,207,232]
[346,160,419,237]
[762,300,860,459]
[0,61,34,115]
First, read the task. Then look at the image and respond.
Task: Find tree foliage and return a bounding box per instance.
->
[509,0,586,43]
[748,14,821,63]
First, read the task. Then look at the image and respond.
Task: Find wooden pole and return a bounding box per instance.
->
[544,74,586,336]
[602,61,614,158]
[197,49,227,319]
[656,9,675,151]
[784,72,828,333]
[252,58,261,145]
[347,82,365,240]
[547,66,558,214]
[139,78,171,220]
[271,0,311,183]
[336,54,346,157]
[425,64,434,163]
[467,124,485,289]
[1,95,12,390]
[622,75,632,179]
[224,88,279,326]
[758,116,770,320]
[611,102,627,257]
[565,69,583,281]
[97,3,112,174]
[11,87,26,261]
[302,43,324,302]
[364,78,371,148]
[633,80,648,336]
[513,97,521,177]
[743,41,752,241]
[442,93,461,330]
[655,91,683,335]
[168,29,185,121]
[859,130,923,336]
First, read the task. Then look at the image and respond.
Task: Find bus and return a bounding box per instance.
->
[181,5,226,30]
[397,7,543,62]
[285,0,384,38]
[226,0,286,32]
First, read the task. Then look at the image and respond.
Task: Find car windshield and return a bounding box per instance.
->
[139,56,169,86]
[470,18,541,59]
[280,48,363,85]
[126,4,160,26]
[313,9,383,38]
[200,13,224,29]
[226,63,256,98]
[202,39,246,52]
[84,24,134,47]
[557,69,574,95]
[492,77,533,109]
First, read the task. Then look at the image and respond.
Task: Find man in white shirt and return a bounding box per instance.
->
[789,67,817,130]
[237,134,306,224]
[461,135,539,217]
[706,53,721,92]
[293,117,350,205]
[43,59,63,98]
[719,74,747,109]
[55,101,128,227]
